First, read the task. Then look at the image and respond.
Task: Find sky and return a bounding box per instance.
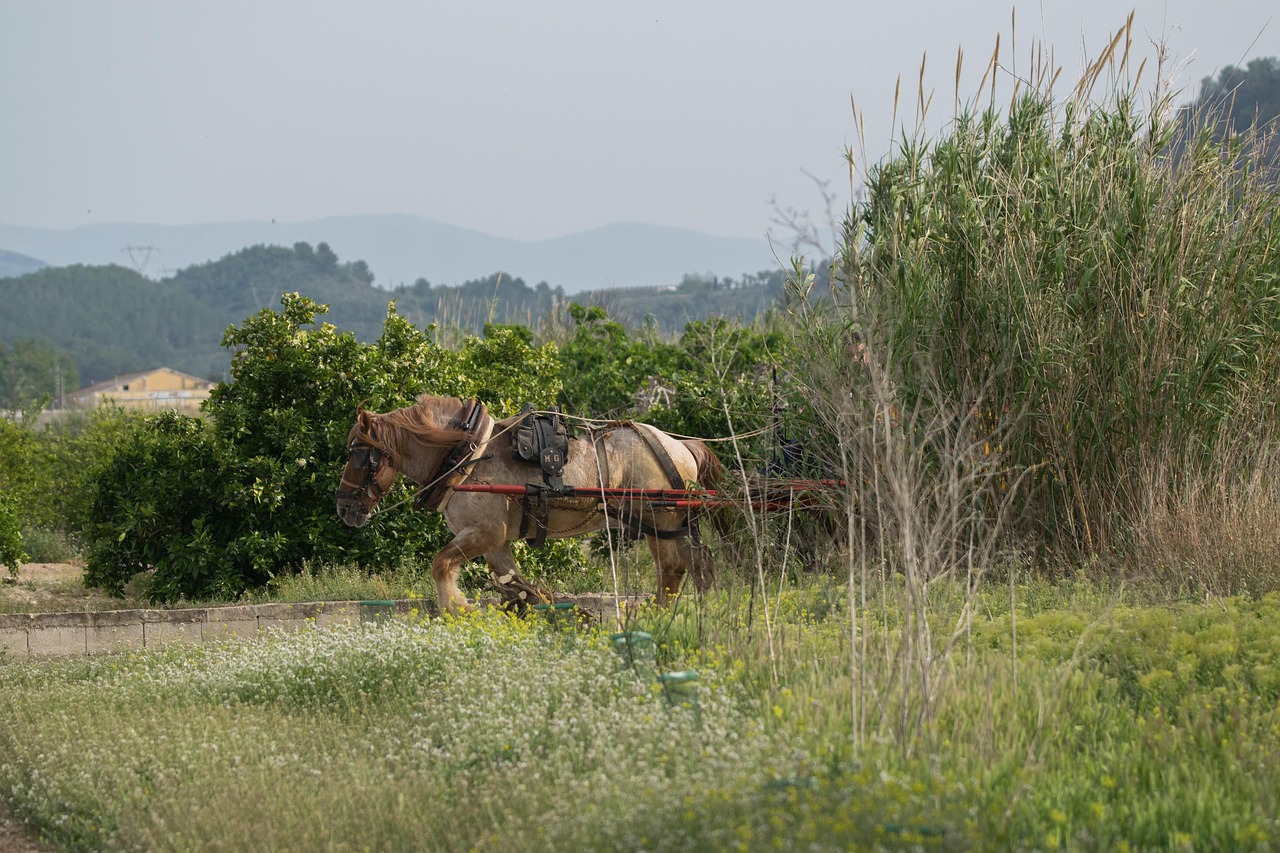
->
[2,1,1276,245]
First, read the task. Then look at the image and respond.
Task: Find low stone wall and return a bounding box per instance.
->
[0,594,643,663]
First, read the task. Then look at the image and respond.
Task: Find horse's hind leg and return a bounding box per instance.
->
[484,545,551,609]
[647,536,693,605]
[690,536,715,593]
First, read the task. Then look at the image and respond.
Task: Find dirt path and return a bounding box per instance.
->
[2,562,128,613]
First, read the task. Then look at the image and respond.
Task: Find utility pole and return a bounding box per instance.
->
[122,245,159,277]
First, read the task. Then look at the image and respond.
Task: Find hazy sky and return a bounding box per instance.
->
[2,2,1276,243]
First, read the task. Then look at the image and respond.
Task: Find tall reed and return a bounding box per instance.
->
[826,17,1280,563]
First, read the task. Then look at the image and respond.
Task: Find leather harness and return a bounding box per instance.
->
[415,398,494,512]
[517,416,697,546]
[340,402,700,547]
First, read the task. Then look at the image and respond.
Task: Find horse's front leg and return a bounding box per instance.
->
[432,528,504,615]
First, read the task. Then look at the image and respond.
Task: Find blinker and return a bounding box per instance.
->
[348,444,383,472]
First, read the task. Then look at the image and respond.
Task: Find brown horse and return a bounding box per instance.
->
[335,395,720,613]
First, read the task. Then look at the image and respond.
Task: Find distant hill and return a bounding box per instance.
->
[0,245,390,383]
[0,248,47,278]
[0,240,791,386]
[0,263,227,384]
[0,215,778,293]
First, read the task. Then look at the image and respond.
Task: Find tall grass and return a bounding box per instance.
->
[811,16,1280,567]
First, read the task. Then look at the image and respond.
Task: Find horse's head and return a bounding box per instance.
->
[335,408,399,527]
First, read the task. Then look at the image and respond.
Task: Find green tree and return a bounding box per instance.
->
[557,304,682,418]
[1183,56,1280,137]
[556,304,786,467]
[0,340,78,410]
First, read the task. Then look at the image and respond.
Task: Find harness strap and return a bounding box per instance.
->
[417,399,494,512]
[603,504,689,539]
[628,422,688,492]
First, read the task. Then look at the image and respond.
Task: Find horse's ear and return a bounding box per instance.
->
[358,407,373,431]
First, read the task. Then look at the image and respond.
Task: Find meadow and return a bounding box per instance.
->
[3,24,1280,851]
[1,579,1278,851]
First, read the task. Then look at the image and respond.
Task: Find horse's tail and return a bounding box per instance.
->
[681,439,722,491]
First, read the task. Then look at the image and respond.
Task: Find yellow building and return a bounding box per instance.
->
[70,367,216,415]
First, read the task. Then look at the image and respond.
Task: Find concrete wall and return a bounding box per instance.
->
[0,594,641,663]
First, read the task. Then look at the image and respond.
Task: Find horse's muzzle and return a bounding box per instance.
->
[336,499,370,528]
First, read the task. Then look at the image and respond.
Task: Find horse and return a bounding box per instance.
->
[335,395,721,613]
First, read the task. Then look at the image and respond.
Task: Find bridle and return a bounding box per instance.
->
[335,434,393,505]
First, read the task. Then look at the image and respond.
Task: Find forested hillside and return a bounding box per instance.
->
[0,264,225,384]
[1181,56,1280,135]
[0,240,789,392]
[1177,55,1280,170]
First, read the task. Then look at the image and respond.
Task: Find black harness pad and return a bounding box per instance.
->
[513,405,569,490]
[512,405,571,547]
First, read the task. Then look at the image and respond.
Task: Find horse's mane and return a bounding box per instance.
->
[377,395,472,447]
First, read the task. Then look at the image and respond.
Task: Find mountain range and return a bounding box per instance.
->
[0,249,46,278]
[0,215,780,293]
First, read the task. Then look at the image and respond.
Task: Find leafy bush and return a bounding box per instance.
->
[19,527,77,563]
[0,418,53,532]
[84,294,567,602]
[0,491,26,576]
[557,304,787,466]
[557,304,683,418]
[0,407,146,540]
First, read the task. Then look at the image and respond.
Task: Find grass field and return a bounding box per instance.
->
[2,577,1277,851]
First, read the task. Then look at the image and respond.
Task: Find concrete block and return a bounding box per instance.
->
[253,602,322,622]
[144,619,203,647]
[210,605,259,623]
[29,624,87,657]
[0,625,28,661]
[140,608,207,624]
[204,618,259,640]
[0,613,31,631]
[29,611,92,629]
[314,603,360,629]
[86,614,144,654]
